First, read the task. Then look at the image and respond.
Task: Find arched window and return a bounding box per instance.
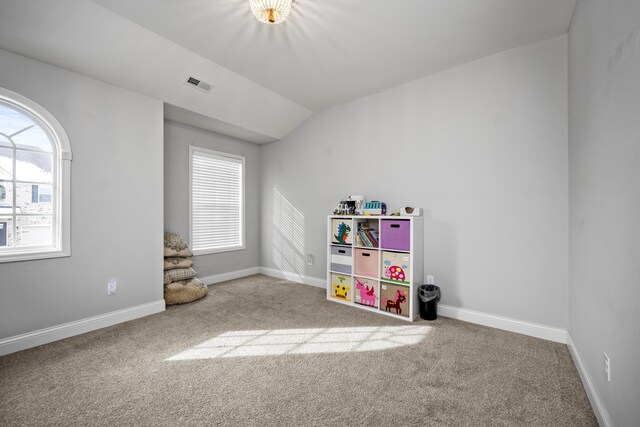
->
[0,88,71,262]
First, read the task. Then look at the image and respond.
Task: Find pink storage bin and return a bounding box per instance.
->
[354,248,379,278]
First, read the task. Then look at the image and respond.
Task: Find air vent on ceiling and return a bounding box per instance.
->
[183,76,213,93]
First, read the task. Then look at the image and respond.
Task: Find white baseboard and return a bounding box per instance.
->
[260,266,326,289]
[438,304,568,344]
[567,333,613,427]
[0,299,165,357]
[257,271,567,344]
[200,267,262,285]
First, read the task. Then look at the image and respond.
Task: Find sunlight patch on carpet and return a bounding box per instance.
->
[165,325,431,360]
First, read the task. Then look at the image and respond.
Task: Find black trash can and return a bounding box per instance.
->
[418,285,440,321]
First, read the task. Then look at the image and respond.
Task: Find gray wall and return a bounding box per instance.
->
[568,0,640,425]
[261,36,569,329]
[0,49,164,339]
[164,120,260,278]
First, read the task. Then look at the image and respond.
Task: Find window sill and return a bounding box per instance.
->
[193,246,245,256]
[0,249,71,264]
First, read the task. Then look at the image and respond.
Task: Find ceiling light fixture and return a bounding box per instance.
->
[249,0,292,25]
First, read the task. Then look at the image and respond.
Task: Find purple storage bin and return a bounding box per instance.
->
[380,219,410,251]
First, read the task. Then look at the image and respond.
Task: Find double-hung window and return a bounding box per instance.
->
[0,88,71,262]
[190,146,244,255]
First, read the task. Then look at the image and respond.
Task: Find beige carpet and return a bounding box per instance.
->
[0,275,596,426]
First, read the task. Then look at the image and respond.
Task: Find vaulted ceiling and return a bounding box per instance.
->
[92,0,577,111]
[0,0,577,142]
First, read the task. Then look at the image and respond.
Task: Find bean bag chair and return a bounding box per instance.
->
[164,278,208,305]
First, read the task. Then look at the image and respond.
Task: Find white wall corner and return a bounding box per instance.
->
[0,300,166,357]
[260,266,326,289]
[438,304,568,344]
[566,333,614,427]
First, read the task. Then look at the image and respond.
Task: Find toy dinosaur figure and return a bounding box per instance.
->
[334,222,351,244]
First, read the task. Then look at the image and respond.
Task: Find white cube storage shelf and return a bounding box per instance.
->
[327,216,424,321]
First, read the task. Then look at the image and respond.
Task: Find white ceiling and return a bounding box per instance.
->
[0,0,576,142]
[91,0,577,111]
[0,0,312,143]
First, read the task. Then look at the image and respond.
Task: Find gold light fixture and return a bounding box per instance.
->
[249,0,292,25]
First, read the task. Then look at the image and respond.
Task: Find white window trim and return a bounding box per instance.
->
[189,146,245,256]
[0,87,72,263]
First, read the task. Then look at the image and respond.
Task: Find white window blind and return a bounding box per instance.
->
[190,147,244,254]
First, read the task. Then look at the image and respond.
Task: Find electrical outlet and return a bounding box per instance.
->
[604,353,610,382]
[307,254,314,266]
[107,278,118,295]
[427,275,434,285]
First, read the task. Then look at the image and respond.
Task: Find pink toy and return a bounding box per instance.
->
[355,279,377,307]
[382,289,407,315]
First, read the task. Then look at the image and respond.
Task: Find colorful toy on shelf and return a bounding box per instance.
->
[334,221,351,244]
[363,201,386,216]
[383,260,407,282]
[383,289,407,315]
[347,195,365,215]
[355,279,377,307]
[333,195,366,215]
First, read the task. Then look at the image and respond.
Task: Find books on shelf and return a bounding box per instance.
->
[369,230,379,246]
[357,230,371,247]
[357,223,379,248]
